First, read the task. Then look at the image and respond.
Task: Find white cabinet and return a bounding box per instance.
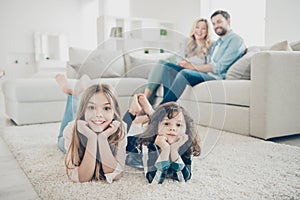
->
[34,32,68,73]
[97,15,180,53]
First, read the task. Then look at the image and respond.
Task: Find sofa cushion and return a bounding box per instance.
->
[179,80,250,107]
[226,47,260,80]
[68,47,125,79]
[125,52,174,79]
[2,77,148,103]
[290,41,300,51]
[2,79,66,102]
[226,40,293,80]
[269,40,293,51]
[87,77,148,97]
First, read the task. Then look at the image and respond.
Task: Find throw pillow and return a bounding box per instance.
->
[226,48,260,80]
[290,41,300,51]
[125,51,174,79]
[69,47,91,67]
[69,47,124,79]
[226,40,294,80]
[269,40,293,51]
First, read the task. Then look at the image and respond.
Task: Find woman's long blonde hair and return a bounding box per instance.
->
[185,18,212,60]
[65,84,125,181]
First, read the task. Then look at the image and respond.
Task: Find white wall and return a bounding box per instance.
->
[203,0,299,46]
[1,0,298,71]
[102,0,130,17]
[130,0,201,36]
[0,0,97,68]
[205,0,266,46]
[265,0,300,45]
[81,0,99,49]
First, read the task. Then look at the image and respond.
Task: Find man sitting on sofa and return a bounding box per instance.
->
[159,10,246,104]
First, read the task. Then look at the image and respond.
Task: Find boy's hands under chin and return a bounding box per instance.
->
[155,135,170,150]
[155,134,171,162]
[171,134,188,150]
[100,120,120,139]
[76,120,97,140]
[170,134,188,162]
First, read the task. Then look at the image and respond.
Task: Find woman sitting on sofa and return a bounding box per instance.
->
[143,18,212,104]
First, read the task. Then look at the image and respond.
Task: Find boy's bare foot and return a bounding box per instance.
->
[137,94,154,116]
[129,94,142,116]
[73,74,91,96]
[55,74,73,95]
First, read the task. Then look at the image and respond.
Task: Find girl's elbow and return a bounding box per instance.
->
[78,176,92,183]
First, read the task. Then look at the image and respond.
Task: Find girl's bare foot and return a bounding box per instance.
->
[55,74,73,95]
[73,74,91,96]
[133,115,149,124]
[144,88,152,100]
[137,94,154,116]
[129,94,142,116]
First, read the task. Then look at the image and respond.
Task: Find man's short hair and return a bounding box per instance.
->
[211,10,230,20]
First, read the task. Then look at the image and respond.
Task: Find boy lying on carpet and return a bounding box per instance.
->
[124,94,201,184]
[56,74,201,184]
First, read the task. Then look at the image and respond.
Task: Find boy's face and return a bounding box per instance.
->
[211,14,230,36]
[84,92,114,133]
[157,112,187,145]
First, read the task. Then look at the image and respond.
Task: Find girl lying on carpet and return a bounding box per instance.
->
[123,94,201,184]
[60,83,127,183]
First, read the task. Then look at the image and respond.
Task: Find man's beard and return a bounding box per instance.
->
[215,27,227,36]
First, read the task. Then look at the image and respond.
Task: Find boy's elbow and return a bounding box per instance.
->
[113,172,123,181]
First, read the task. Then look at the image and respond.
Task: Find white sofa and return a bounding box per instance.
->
[2,77,147,125]
[2,47,173,125]
[2,42,300,140]
[173,41,300,139]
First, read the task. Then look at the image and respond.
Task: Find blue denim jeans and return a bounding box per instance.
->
[146,59,173,104]
[160,63,216,104]
[57,95,79,153]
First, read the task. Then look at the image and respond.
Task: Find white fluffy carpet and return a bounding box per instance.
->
[2,123,300,200]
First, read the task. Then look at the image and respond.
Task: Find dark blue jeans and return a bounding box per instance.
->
[160,63,216,104]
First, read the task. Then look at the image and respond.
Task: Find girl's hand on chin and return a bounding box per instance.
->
[101,120,120,138]
[76,120,97,139]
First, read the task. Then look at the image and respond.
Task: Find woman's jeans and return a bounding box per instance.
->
[160,63,216,104]
[146,60,170,104]
[57,95,79,153]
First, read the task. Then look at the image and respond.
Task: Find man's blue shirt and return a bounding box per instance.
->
[208,31,246,79]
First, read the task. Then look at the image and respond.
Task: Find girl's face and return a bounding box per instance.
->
[84,92,114,133]
[194,21,208,41]
[158,112,187,144]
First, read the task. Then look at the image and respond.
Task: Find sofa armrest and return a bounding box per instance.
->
[250,51,300,139]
